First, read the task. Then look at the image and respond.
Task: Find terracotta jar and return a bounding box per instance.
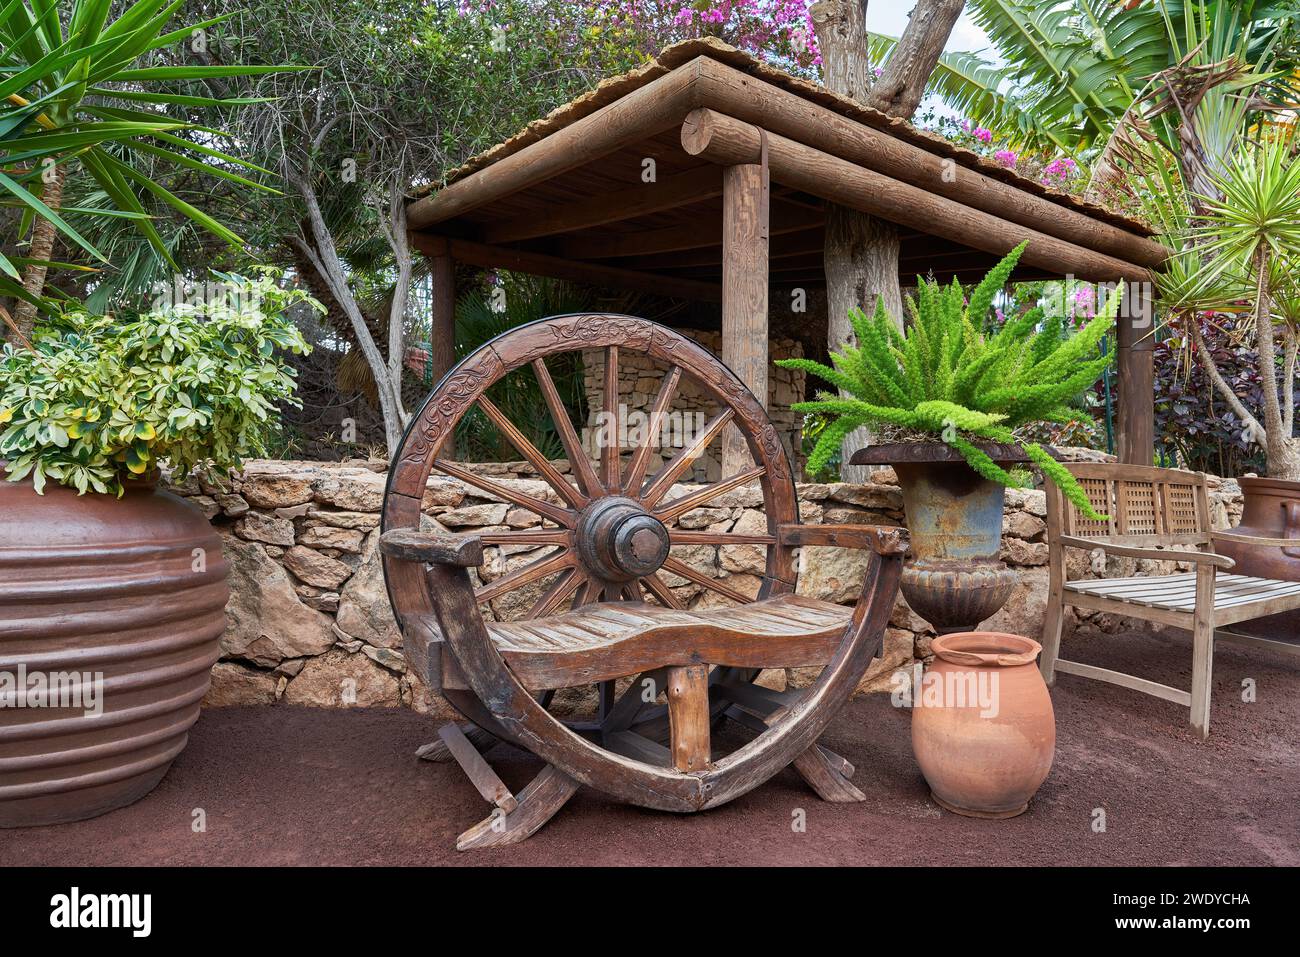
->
[0,478,229,826]
[1214,477,1300,641]
[911,631,1055,818]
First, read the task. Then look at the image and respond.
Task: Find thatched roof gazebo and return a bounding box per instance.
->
[407,39,1166,471]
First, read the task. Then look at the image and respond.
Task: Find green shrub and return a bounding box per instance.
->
[1,270,317,495]
[778,242,1114,518]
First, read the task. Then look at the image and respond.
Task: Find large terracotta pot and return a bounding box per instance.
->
[1215,477,1300,642]
[852,441,1027,633]
[0,478,229,826]
[911,631,1055,818]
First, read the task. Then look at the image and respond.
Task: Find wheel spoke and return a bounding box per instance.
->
[660,556,753,604]
[638,407,735,508]
[640,571,685,609]
[622,365,682,496]
[532,358,602,499]
[478,529,572,547]
[475,548,574,605]
[527,567,584,617]
[653,466,766,524]
[477,395,588,509]
[600,345,620,491]
[669,530,776,546]
[435,458,574,527]
[572,577,604,609]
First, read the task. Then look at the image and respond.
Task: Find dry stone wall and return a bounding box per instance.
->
[177,458,1244,711]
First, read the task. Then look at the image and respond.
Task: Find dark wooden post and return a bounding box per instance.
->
[721,163,770,476]
[429,250,457,387]
[1116,280,1155,465]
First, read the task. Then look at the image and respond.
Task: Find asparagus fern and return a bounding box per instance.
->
[779,242,1115,519]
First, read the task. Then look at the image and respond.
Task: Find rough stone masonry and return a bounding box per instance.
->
[172,457,1243,714]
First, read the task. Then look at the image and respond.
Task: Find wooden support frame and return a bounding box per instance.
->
[720,161,769,475]
[1116,280,1156,465]
[428,250,456,388]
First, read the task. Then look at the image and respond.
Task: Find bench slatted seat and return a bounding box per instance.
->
[1041,463,1300,737]
[487,595,854,688]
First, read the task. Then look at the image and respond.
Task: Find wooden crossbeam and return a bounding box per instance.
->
[415,234,721,302]
[483,166,724,243]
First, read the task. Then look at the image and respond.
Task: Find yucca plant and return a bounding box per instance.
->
[777,241,1117,519]
[0,0,297,340]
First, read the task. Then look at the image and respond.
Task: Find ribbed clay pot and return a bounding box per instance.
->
[852,442,1030,633]
[911,631,1055,819]
[1214,477,1300,642]
[0,477,229,827]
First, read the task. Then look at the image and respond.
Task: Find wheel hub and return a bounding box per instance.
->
[576,497,670,582]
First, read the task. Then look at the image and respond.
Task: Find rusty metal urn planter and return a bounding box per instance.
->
[1215,477,1300,642]
[0,477,229,827]
[911,631,1055,818]
[852,442,1027,634]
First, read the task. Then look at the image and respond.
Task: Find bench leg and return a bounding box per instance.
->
[1190,618,1215,740]
[792,744,867,803]
[456,765,580,851]
[1189,566,1216,739]
[1040,599,1065,686]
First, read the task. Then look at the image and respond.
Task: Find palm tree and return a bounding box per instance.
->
[1182,130,1300,479]
[0,0,294,341]
[911,0,1298,180]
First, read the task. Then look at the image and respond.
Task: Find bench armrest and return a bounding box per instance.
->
[379,528,484,567]
[1212,530,1300,549]
[778,523,909,555]
[1058,535,1235,571]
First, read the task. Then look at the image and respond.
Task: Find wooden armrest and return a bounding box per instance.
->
[778,523,909,555]
[1212,530,1300,549]
[379,528,484,567]
[1057,535,1235,571]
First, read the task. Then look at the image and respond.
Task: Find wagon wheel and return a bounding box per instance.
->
[384,313,799,737]
[383,315,904,846]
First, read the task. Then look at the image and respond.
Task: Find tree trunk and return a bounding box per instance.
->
[811,0,965,482]
[825,209,903,479]
[289,169,409,458]
[9,162,67,342]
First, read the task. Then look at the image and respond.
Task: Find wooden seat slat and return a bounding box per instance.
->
[484,594,854,687]
[1065,573,1300,613]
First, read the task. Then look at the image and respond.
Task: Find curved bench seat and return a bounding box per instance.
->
[488,594,853,688]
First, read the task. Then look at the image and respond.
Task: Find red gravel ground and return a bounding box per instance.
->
[3,625,1297,867]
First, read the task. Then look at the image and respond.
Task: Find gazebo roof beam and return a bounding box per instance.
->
[481,166,724,244]
[681,109,1151,285]
[415,235,721,302]
[689,58,1168,269]
[556,198,822,260]
[408,61,705,230]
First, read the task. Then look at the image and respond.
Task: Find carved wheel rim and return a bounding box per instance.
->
[382,314,806,781]
[384,314,799,620]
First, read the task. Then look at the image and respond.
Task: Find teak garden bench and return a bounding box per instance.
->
[378,315,906,849]
[1040,463,1300,737]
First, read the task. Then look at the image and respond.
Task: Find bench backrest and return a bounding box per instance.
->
[1044,462,1213,549]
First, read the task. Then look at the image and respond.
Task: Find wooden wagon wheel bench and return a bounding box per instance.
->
[379,314,906,850]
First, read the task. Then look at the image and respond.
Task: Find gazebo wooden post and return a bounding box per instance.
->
[720,162,770,476]
[429,248,457,388]
[1116,280,1155,465]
